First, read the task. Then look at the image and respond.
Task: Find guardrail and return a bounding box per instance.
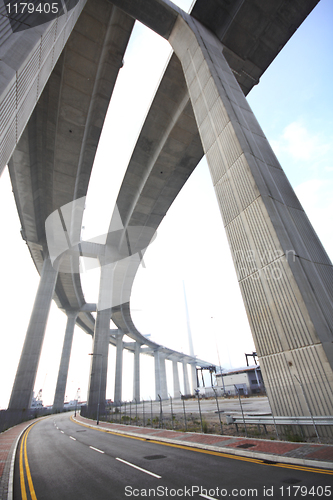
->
[226,414,333,434]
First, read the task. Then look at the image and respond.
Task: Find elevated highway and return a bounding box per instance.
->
[5,0,320,347]
[2,0,333,431]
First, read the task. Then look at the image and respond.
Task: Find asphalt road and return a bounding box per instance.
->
[14,413,332,500]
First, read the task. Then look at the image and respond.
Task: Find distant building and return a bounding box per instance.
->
[215,365,264,396]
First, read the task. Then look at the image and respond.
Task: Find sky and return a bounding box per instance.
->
[0,0,332,408]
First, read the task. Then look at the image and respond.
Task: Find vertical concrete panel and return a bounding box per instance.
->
[170,14,333,423]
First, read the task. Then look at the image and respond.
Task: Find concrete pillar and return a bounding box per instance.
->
[87,264,114,418]
[154,350,161,400]
[133,342,140,401]
[190,363,197,394]
[182,361,190,396]
[154,350,168,400]
[159,354,168,400]
[87,308,111,418]
[52,310,78,412]
[114,331,124,403]
[169,15,333,421]
[8,255,58,412]
[172,359,181,398]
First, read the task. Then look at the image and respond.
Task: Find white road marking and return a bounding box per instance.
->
[60,430,64,434]
[115,457,161,478]
[69,436,76,440]
[89,446,105,454]
[199,495,218,500]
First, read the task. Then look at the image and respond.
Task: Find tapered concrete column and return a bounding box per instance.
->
[8,255,58,411]
[87,308,111,418]
[52,310,78,412]
[154,350,168,400]
[154,350,161,400]
[182,362,190,396]
[114,331,124,403]
[172,359,180,398]
[87,263,114,418]
[169,14,333,421]
[190,363,197,394]
[133,342,140,401]
[159,353,168,400]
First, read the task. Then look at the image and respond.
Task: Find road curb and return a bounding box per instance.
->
[72,416,333,472]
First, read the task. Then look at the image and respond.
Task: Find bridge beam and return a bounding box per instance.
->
[53,310,78,412]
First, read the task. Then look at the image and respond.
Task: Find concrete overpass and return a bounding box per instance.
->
[1,0,333,432]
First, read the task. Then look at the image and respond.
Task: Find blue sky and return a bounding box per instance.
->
[0,0,332,407]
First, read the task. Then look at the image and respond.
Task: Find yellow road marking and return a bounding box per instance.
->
[71,416,333,475]
[23,427,37,500]
[19,422,39,500]
[271,462,333,475]
[19,436,27,500]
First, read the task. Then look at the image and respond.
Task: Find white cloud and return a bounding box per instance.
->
[271,121,331,162]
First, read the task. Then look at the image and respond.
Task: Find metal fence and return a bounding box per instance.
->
[102,390,333,443]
